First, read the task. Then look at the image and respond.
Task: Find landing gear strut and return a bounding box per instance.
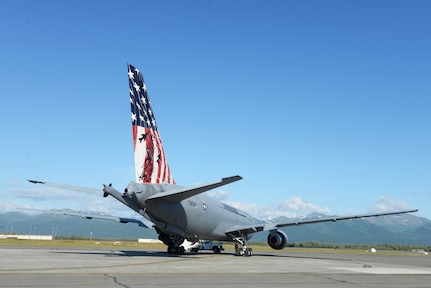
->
[232,234,253,257]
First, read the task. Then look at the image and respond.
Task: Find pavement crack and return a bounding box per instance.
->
[315,274,369,287]
[104,274,131,288]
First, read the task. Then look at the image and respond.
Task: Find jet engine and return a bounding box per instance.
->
[267,230,288,250]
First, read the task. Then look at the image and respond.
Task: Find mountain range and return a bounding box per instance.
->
[1,212,430,245]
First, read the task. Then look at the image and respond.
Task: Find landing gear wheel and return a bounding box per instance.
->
[176,246,185,255]
[232,233,253,257]
[234,244,243,256]
[234,243,253,256]
[167,244,176,254]
[167,244,185,255]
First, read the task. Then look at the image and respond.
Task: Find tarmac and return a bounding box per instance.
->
[0,246,430,288]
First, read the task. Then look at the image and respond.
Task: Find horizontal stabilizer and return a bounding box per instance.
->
[27,179,103,196]
[147,175,243,203]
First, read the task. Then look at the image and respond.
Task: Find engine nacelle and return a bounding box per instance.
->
[267,230,288,250]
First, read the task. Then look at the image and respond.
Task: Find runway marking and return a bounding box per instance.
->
[333,267,431,275]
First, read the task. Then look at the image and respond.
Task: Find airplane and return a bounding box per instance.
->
[28,64,418,256]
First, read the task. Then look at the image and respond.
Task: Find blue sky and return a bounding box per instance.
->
[1,0,430,220]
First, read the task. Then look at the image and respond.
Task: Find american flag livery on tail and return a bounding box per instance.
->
[128,64,174,184]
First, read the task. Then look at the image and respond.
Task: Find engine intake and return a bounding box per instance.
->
[267,230,288,250]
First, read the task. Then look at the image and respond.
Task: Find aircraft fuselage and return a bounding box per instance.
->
[125,182,260,241]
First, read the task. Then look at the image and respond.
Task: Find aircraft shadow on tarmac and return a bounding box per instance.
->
[51,249,354,262]
[51,250,179,258]
[52,250,239,258]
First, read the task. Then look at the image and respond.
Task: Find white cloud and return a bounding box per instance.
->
[228,197,331,220]
[10,187,81,201]
[279,197,330,213]
[369,196,414,213]
[4,183,414,222]
[0,184,131,216]
[81,198,137,217]
[0,199,22,213]
[205,189,230,201]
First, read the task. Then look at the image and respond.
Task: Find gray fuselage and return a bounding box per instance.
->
[124,181,261,241]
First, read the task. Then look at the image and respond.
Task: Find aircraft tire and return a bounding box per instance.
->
[234,245,243,256]
[167,244,176,254]
[177,246,185,255]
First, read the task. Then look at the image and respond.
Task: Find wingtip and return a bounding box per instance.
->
[222,175,243,182]
[27,179,46,184]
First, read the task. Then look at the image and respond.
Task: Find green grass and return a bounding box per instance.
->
[0,238,166,249]
[1,239,427,256]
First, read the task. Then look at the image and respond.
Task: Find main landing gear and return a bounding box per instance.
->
[167,242,185,255]
[156,227,185,255]
[232,234,253,257]
[235,244,253,256]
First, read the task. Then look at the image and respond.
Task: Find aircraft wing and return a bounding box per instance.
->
[27,180,103,196]
[271,209,419,228]
[146,175,243,203]
[225,209,418,235]
[20,208,149,228]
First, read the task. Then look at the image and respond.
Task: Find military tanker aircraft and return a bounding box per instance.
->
[29,64,417,256]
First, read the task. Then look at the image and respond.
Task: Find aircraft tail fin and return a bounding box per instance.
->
[128,64,175,184]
